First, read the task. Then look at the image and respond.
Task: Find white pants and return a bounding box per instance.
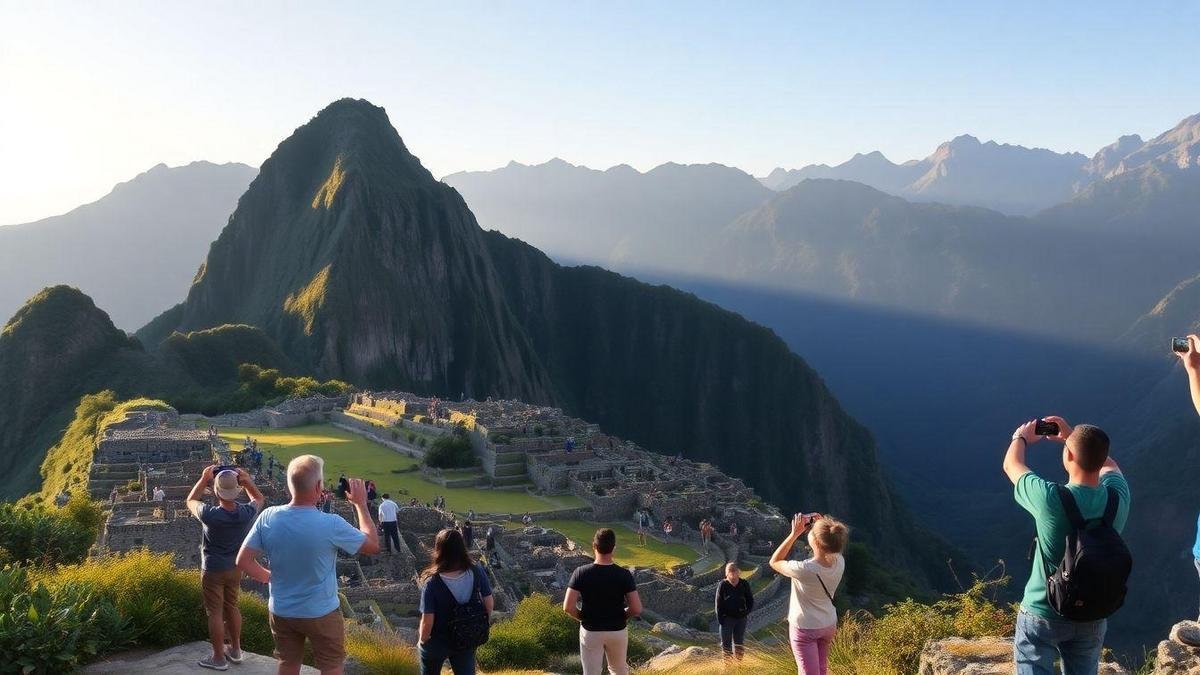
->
[579,626,629,675]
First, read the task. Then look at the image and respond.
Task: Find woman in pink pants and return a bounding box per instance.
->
[769,512,848,674]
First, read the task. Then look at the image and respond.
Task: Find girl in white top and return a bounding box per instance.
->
[769,513,849,675]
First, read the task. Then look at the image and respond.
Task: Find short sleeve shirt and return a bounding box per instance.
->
[1014,471,1131,619]
[567,562,637,631]
[418,566,493,641]
[778,555,844,629]
[192,502,259,571]
[242,505,367,618]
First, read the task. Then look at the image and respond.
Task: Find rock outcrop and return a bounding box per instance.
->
[918,637,1130,675]
[1155,621,1200,674]
[642,645,717,672]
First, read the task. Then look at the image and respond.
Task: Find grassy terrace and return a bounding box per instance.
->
[220,425,582,515]
[535,519,699,570]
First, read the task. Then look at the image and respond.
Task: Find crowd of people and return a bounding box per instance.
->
[178,337,1200,675]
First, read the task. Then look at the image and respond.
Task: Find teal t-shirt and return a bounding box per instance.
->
[1014,471,1131,619]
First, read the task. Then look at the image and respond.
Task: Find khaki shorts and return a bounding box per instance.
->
[201,568,242,618]
[270,609,345,670]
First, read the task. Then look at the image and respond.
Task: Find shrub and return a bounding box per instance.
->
[0,501,95,567]
[477,594,576,670]
[345,623,419,674]
[0,566,133,674]
[126,479,143,492]
[476,632,547,670]
[424,435,474,469]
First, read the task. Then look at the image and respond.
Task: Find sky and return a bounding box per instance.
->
[2,1,1199,225]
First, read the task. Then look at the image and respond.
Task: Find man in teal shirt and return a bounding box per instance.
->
[1003,415,1130,675]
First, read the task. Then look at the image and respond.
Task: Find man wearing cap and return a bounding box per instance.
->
[187,465,266,671]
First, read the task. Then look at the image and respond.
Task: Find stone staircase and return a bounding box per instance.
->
[491,449,531,488]
[88,462,142,498]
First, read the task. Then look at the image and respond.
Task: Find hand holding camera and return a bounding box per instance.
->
[1173,335,1200,372]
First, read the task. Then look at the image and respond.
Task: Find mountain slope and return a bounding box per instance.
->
[443,158,771,272]
[0,162,257,329]
[142,98,956,585]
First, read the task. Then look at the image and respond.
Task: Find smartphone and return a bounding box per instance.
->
[1172,337,1190,353]
[1034,419,1059,436]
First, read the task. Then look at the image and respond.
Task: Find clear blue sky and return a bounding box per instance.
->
[2,1,1199,224]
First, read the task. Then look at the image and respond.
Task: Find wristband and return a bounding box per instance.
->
[1011,435,1027,446]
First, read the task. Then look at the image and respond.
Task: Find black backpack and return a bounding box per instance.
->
[436,566,490,651]
[1043,486,1132,621]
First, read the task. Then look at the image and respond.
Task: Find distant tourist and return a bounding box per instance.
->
[662,517,674,536]
[521,512,533,527]
[1175,335,1200,617]
[700,519,714,553]
[1002,417,1130,674]
[418,528,494,675]
[320,488,333,513]
[770,513,848,675]
[485,524,498,552]
[715,562,755,662]
[152,485,166,502]
[187,466,265,671]
[729,522,739,538]
[237,455,380,673]
[337,472,349,499]
[462,520,474,549]
[563,528,642,675]
[636,511,647,547]
[467,508,476,520]
[410,496,420,507]
[366,479,378,504]
[379,493,401,554]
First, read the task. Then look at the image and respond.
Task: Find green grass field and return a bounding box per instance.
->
[537,519,699,570]
[220,425,582,515]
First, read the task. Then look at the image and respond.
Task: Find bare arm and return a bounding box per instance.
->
[1004,420,1042,485]
[419,613,434,643]
[624,590,642,620]
[236,545,271,584]
[186,465,216,516]
[346,478,381,555]
[769,513,809,575]
[562,588,581,620]
[483,594,494,616]
[237,468,266,512]
[1180,334,1200,415]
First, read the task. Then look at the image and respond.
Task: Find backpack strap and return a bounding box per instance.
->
[815,571,835,604]
[1055,485,1087,531]
[1101,486,1119,527]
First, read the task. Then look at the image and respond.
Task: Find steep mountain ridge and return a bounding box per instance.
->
[140,98,957,584]
[0,161,256,329]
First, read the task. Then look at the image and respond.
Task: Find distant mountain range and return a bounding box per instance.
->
[0,162,257,329]
[0,99,959,589]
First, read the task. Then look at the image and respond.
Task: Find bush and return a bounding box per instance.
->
[424,435,474,469]
[126,479,143,492]
[0,566,133,674]
[477,594,576,670]
[0,500,96,567]
[345,623,419,674]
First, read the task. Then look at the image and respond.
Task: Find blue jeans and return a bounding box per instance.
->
[419,638,476,675]
[1013,609,1106,675]
[719,616,747,657]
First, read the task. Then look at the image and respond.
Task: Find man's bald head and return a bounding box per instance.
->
[287,454,324,498]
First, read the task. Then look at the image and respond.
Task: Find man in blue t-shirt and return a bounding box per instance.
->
[1003,415,1130,675]
[187,465,265,671]
[237,455,380,674]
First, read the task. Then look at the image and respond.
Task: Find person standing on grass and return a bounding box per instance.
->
[715,562,755,662]
[187,466,265,671]
[770,513,848,675]
[378,493,401,554]
[418,528,494,675]
[237,455,380,675]
[563,528,643,675]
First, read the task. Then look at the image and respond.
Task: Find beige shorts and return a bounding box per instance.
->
[200,568,241,618]
[269,609,345,670]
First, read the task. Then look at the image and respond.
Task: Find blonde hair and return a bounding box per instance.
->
[811,516,849,554]
[287,454,324,496]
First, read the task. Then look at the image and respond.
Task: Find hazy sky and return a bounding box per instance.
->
[3,1,1199,225]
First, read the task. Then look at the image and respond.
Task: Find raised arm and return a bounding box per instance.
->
[346,478,381,555]
[1003,420,1041,485]
[237,468,266,512]
[769,513,809,575]
[186,465,217,516]
[1179,334,1200,415]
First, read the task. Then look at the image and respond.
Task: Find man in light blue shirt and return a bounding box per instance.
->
[238,455,379,675]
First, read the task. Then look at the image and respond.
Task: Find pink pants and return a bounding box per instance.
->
[790,624,836,675]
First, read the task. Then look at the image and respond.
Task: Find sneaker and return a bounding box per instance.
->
[198,657,229,671]
[225,647,244,664]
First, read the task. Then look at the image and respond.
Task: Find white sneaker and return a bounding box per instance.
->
[225,647,244,664]
[198,657,229,671]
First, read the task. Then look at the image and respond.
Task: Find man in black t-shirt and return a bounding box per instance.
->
[563,528,642,675]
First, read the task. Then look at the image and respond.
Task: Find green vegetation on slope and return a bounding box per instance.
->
[170,362,351,416]
[0,492,102,568]
[30,391,171,506]
[219,425,582,514]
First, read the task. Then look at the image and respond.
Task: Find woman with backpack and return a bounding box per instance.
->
[418,528,494,674]
[769,512,848,675]
[715,562,755,661]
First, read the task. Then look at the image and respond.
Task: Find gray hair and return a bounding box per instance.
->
[287,454,324,496]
